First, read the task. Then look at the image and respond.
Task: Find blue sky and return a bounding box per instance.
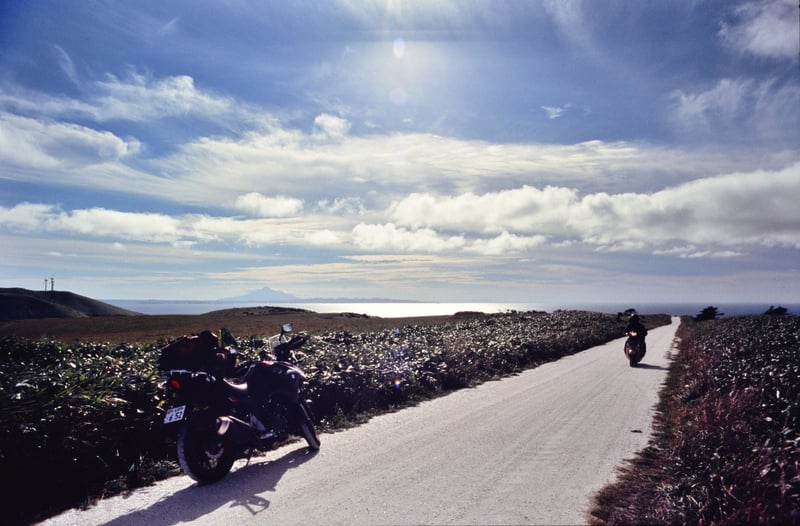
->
[1,0,798,304]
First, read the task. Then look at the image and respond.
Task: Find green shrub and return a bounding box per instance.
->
[1,311,668,524]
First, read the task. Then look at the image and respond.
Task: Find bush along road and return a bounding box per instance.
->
[43,316,679,525]
[2,310,669,524]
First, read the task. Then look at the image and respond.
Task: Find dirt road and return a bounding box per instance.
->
[42,317,678,526]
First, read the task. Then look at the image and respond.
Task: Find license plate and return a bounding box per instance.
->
[164,405,186,424]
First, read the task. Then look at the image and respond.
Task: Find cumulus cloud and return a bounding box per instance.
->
[0,203,55,230]
[3,162,798,259]
[388,186,578,234]
[718,0,798,60]
[0,204,180,243]
[234,192,304,217]
[4,161,798,259]
[465,231,548,256]
[383,162,800,252]
[352,223,466,252]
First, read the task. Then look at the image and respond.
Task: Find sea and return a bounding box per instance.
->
[104,300,800,318]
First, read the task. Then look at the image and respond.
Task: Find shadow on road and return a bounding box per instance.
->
[103,446,318,526]
[634,363,669,371]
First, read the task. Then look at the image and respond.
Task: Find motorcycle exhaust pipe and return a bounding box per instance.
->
[216,415,257,445]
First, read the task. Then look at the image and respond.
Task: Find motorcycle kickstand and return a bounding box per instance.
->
[244,448,255,466]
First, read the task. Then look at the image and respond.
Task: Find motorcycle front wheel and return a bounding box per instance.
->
[177,410,237,484]
[298,401,321,450]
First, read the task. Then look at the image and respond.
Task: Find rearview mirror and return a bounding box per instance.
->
[281,323,293,334]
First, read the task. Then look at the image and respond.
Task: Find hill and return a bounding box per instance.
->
[0,288,141,322]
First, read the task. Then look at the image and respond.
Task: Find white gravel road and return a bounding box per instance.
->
[42,317,678,526]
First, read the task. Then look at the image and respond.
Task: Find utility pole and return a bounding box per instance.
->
[50,276,54,292]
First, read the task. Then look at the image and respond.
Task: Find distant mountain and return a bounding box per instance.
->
[0,288,141,322]
[218,287,299,302]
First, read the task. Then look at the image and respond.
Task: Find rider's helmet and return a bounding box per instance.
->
[629,314,640,323]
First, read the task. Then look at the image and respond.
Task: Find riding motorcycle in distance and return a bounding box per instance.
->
[158,323,320,484]
[623,330,645,367]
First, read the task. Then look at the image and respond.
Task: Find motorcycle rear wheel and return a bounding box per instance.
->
[625,342,641,367]
[177,411,236,484]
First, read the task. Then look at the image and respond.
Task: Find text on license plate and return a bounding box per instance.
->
[164,405,186,424]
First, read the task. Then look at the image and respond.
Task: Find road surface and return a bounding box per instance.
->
[43,317,678,526]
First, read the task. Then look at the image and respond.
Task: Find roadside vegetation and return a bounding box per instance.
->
[591,313,799,525]
[2,310,667,525]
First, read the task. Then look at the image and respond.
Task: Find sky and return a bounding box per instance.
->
[1,0,799,304]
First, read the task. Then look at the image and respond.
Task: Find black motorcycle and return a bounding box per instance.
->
[159,323,320,484]
[623,330,645,367]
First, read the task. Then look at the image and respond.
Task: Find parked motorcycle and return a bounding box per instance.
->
[624,330,645,367]
[159,323,320,484]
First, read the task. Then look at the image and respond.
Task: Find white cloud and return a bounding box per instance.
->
[670,78,752,127]
[389,186,578,235]
[3,161,798,260]
[3,162,798,259]
[52,45,80,87]
[317,197,365,215]
[541,104,571,119]
[669,78,800,145]
[234,192,304,218]
[543,0,593,53]
[93,72,240,122]
[466,231,547,256]
[0,112,140,169]
[304,229,342,246]
[385,162,800,253]
[0,71,244,124]
[59,208,181,243]
[2,68,793,209]
[313,113,351,139]
[719,0,798,60]
[0,203,56,230]
[352,223,466,252]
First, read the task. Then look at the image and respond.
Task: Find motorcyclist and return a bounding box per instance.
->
[625,314,647,355]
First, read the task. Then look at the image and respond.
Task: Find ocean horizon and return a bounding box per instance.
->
[104,299,800,318]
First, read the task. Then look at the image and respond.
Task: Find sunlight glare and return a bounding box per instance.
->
[393,37,406,58]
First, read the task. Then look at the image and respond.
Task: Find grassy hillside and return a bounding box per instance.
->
[0,288,140,322]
